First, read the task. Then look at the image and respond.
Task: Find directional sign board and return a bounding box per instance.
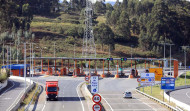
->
[92,104,102,111]
[140,73,155,86]
[161,77,175,90]
[92,94,101,103]
[149,68,163,81]
[91,76,99,93]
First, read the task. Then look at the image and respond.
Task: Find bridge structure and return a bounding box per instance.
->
[28,57,179,78]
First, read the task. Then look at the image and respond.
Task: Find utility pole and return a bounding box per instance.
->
[181,46,190,86]
[82,0,96,58]
[24,43,26,92]
[159,42,173,76]
[32,43,34,77]
[3,43,4,66]
[8,43,13,75]
[30,43,31,84]
[169,44,174,77]
[6,46,9,69]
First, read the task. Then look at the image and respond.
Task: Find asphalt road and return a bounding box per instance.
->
[0,78,27,111]
[31,76,88,111]
[99,78,169,111]
[170,88,190,106]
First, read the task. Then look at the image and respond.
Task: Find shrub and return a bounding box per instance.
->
[0,68,9,82]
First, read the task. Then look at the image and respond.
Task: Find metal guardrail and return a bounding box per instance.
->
[24,84,41,111]
[136,86,178,111]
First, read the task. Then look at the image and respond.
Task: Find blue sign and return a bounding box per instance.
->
[161,77,175,90]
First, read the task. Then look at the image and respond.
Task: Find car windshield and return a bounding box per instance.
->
[125,92,131,94]
[47,87,57,92]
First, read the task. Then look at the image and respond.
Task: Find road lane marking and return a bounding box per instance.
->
[186,91,190,98]
[0,80,15,98]
[109,103,156,105]
[99,93,114,111]
[7,81,26,111]
[76,82,85,111]
[138,99,156,111]
[113,109,154,110]
[42,101,46,111]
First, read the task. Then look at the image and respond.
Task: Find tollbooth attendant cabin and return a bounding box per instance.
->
[2,64,30,77]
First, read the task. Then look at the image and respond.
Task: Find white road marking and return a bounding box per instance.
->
[138,99,156,111]
[113,109,154,110]
[76,82,85,111]
[109,103,156,105]
[3,97,12,100]
[99,93,114,111]
[7,81,27,111]
[62,105,64,109]
[0,80,15,98]
[186,91,190,98]
[41,101,46,111]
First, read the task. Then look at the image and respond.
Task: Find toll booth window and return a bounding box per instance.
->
[48,87,57,92]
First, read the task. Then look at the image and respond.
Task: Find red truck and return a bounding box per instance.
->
[45,80,59,101]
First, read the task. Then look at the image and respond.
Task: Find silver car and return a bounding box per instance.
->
[123,91,132,98]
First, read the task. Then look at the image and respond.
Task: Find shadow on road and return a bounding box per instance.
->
[0,80,21,95]
[58,97,85,101]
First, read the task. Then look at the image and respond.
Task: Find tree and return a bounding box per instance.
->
[116,11,131,39]
[106,3,114,11]
[122,0,128,9]
[114,0,121,10]
[94,1,106,14]
[94,23,115,51]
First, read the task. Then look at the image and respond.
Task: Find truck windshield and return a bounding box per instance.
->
[47,87,57,92]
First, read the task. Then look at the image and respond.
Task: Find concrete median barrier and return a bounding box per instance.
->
[164,85,190,111]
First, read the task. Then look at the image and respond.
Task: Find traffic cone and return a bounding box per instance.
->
[101,74,105,78]
[114,74,119,78]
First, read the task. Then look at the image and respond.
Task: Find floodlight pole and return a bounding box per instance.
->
[24,43,26,92]
[181,46,190,86]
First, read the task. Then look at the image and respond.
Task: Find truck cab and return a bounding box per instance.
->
[45,80,59,101]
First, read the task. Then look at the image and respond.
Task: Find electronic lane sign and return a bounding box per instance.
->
[140,73,155,86]
[91,76,99,93]
[161,77,175,90]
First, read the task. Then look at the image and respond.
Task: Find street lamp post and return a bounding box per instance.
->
[181,46,190,86]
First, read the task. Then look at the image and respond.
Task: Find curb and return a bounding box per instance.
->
[84,84,106,111]
[135,87,178,111]
[164,85,190,111]
[7,76,35,111]
[0,79,8,91]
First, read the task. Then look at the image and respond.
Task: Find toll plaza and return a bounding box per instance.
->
[28,57,179,78]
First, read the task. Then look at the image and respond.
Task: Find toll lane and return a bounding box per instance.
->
[31,76,87,111]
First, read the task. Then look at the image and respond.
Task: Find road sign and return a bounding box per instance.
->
[91,76,99,93]
[92,94,101,103]
[85,76,89,81]
[137,78,141,82]
[149,68,163,81]
[140,73,155,86]
[85,63,88,67]
[92,104,102,111]
[161,77,175,90]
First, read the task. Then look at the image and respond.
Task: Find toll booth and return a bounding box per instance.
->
[1,64,30,77]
